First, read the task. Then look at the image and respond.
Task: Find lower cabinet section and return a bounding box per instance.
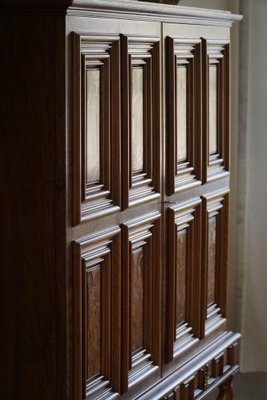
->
[72,210,240,400]
[73,213,162,400]
[139,332,241,400]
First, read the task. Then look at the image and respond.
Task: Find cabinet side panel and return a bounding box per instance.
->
[0,15,58,400]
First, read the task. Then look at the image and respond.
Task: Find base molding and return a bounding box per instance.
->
[138,332,241,400]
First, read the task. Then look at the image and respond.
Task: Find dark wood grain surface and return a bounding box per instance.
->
[176,230,187,326]
[131,249,144,353]
[87,268,101,379]
[0,14,58,400]
[207,217,217,306]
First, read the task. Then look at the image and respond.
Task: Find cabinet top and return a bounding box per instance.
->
[0,0,242,26]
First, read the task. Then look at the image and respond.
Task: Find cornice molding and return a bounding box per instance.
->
[68,0,242,27]
[0,0,242,26]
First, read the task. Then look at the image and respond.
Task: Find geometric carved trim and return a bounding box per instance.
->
[202,39,230,183]
[73,33,121,225]
[162,338,240,400]
[201,190,229,337]
[73,226,121,399]
[166,199,201,362]
[121,35,161,209]
[121,212,161,392]
[166,37,202,195]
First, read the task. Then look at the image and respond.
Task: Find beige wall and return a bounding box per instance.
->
[238,0,267,372]
[179,0,231,9]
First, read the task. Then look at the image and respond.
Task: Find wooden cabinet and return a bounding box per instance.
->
[0,1,242,400]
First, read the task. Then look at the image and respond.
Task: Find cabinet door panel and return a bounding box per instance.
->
[121,213,161,393]
[166,37,201,195]
[121,35,161,209]
[203,39,230,182]
[202,191,229,336]
[73,227,121,399]
[73,33,121,224]
[165,200,201,363]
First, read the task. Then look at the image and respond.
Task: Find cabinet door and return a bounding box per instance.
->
[163,23,231,376]
[164,32,202,372]
[120,32,162,397]
[70,18,162,400]
[202,37,231,337]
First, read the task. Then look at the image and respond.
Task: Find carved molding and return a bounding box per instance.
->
[73,33,121,224]
[73,226,121,399]
[166,199,201,362]
[162,340,239,400]
[202,39,230,183]
[121,35,161,209]
[166,37,202,195]
[201,190,229,337]
[121,212,161,392]
[67,1,242,28]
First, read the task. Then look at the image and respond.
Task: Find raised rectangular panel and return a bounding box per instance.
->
[176,230,187,325]
[207,216,217,306]
[208,65,218,155]
[121,213,161,393]
[86,69,101,183]
[73,227,121,399]
[202,39,230,182]
[87,267,101,379]
[166,199,201,362]
[131,67,144,173]
[73,33,121,224]
[131,247,144,352]
[121,35,161,209]
[201,191,229,336]
[166,37,201,195]
[176,66,187,162]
